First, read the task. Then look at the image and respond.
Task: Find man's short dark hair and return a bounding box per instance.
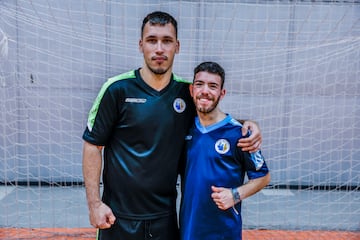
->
[141,11,178,38]
[193,61,225,89]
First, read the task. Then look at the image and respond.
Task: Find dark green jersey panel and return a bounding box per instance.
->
[83,69,195,219]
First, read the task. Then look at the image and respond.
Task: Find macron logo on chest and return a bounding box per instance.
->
[125,98,147,103]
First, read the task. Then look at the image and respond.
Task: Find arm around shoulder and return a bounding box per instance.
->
[237,119,262,152]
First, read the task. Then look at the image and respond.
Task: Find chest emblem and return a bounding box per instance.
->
[173,98,186,113]
[215,139,230,154]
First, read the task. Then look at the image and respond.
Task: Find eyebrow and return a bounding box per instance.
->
[194,79,219,85]
[144,34,175,40]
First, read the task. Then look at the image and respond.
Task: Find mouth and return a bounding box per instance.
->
[197,97,212,104]
[152,56,167,63]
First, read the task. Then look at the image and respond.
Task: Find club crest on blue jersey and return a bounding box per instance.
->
[173,98,186,113]
[215,139,230,154]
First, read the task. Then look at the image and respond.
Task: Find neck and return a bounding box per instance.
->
[139,67,172,91]
[198,109,226,127]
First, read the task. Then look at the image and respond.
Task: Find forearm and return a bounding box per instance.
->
[82,141,103,209]
[236,173,270,201]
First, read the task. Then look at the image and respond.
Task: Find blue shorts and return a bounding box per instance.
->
[97,214,179,240]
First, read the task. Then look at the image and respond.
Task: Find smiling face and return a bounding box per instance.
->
[139,22,179,75]
[190,71,226,114]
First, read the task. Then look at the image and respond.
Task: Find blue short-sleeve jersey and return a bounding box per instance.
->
[83,69,195,219]
[180,115,269,240]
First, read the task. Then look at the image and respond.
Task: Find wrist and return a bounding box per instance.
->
[231,187,241,204]
[88,199,102,209]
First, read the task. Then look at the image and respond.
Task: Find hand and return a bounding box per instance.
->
[237,120,262,153]
[89,201,116,229]
[211,186,234,211]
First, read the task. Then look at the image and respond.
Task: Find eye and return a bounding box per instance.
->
[194,82,203,87]
[162,38,174,44]
[147,39,157,44]
[209,84,218,89]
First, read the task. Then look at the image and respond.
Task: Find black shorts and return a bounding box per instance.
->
[97,214,179,240]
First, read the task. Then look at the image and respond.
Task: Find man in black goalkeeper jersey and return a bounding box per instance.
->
[82,11,262,240]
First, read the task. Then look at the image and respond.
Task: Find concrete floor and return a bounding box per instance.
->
[0,185,359,231]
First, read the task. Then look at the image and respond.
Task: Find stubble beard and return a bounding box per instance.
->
[149,66,168,75]
[147,57,170,75]
[196,96,221,114]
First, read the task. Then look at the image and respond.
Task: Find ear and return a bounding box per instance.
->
[175,40,180,54]
[139,39,143,53]
[189,84,194,97]
[220,88,226,100]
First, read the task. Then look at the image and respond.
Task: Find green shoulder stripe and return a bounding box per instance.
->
[173,74,192,84]
[87,70,136,131]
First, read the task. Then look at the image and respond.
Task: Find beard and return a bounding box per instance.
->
[149,66,168,75]
[196,95,221,114]
[147,56,170,75]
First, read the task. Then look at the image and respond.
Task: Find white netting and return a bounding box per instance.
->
[0,0,359,233]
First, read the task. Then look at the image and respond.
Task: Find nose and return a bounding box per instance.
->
[197,86,211,98]
[201,84,211,93]
[155,41,164,52]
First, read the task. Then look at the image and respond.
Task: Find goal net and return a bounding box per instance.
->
[0,0,359,236]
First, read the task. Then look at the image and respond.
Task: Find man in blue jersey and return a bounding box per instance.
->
[180,61,270,240]
[82,12,263,240]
